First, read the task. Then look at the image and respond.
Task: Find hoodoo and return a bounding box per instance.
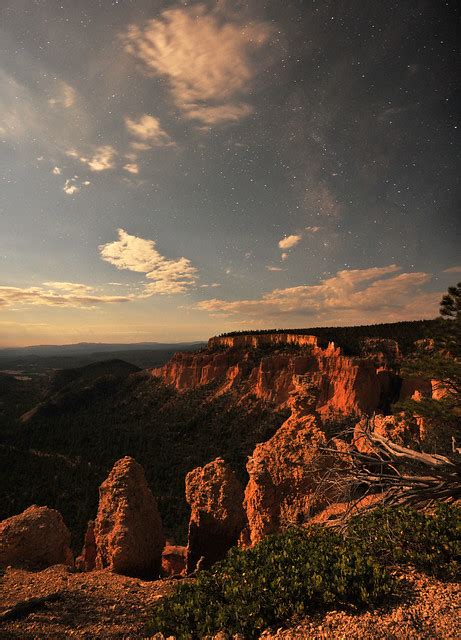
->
[185,457,246,572]
[94,456,165,578]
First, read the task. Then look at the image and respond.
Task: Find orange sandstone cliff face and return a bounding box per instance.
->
[152,334,382,417]
[242,383,347,545]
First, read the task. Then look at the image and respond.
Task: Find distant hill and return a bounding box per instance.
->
[0,341,205,357]
[0,342,206,374]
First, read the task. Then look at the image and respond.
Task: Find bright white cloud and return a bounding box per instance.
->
[125,114,173,146]
[52,166,62,175]
[196,265,438,325]
[279,234,302,250]
[123,5,272,125]
[99,229,198,294]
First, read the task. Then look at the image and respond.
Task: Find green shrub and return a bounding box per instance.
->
[147,526,394,639]
[148,505,461,639]
[348,504,461,579]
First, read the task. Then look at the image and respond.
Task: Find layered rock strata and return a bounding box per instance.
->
[153,333,383,417]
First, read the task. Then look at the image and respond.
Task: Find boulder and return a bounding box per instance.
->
[94,456,165,577]
[185,458,245,573]
[0,505,73,570]
[161,544,187,577]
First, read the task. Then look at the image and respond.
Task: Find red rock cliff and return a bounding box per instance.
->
[152,333,382,417]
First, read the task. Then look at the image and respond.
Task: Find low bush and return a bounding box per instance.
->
[147,505,461,639]
[348,504,461,579]
[147,526,394,639]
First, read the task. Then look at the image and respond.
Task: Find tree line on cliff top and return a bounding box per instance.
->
[217,319,438,355]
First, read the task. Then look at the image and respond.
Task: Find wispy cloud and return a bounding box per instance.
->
[0,284,131,308]
[443,266,461,274]
[123,4,272,125]
[123,162,139,175]
[66,145,117,172]
[99,229,198,294]
[196,265,438,324]
[48,81,76,109]
[266,266,286,272]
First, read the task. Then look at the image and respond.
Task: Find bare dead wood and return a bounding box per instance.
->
[0,592,63,622]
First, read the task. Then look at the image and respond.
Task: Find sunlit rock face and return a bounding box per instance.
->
[185,457,245,573]
[75,520,97,572]
[152,333,383,418]
[242,382,346,546]
[0,505,73,570]
[94,456,165,578]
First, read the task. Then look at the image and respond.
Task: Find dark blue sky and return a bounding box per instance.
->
[1,0,459,345]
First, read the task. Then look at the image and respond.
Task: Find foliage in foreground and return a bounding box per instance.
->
[348,504,461,580]
[147,505,461,639]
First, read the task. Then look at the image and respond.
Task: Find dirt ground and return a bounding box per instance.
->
[1,564,460,639]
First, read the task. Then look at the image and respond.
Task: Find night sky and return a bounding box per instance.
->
[1,0,459,346]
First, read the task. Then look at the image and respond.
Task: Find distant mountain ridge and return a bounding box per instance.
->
[0,341,206,357]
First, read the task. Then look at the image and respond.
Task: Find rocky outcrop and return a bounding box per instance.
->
[208,333,319,350]
[243,384,341,546]
[353,415,421,454]
[153,333,382,418]
[0,505,73,570]
[360,338,401,368]
[185,458,245,572]
[399,377,432,401]
[94,456,165,578]
[161,544,187,577]
[75,520,97,572]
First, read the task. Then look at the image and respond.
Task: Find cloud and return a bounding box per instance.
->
[99,229,198,294]
[266,266,286,272]
[281,253,288,261]
[123,162,139,175]
[52,167,62,175]
[196,265,438,324]
[443,266,461,274]
[63,178,79,195]
[130,141,152,151]
[125,114,173,146]
[123,4,272,125]
[305,226,322,233]
[42,282,94,293]
[87,145,117,172]
[0,284,131,309]
[279,234,302,250]
[48,82,76,109]
[66,145,116,172]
